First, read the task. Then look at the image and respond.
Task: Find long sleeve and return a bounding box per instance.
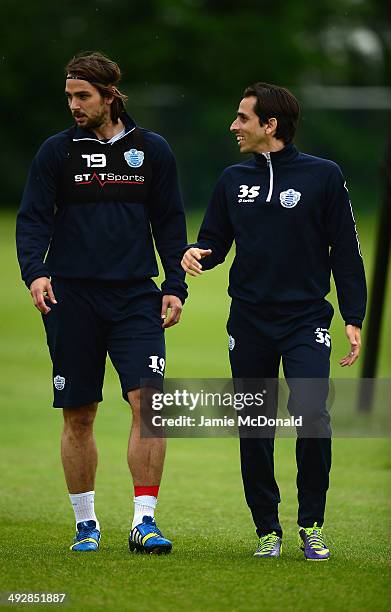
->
[189,174,234,270]
[325,164,367,327]
[16,138,60,288]
[147,134,188,303]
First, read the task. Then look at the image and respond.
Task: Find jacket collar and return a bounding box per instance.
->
[72,112,137,142]
[254,143,299,166]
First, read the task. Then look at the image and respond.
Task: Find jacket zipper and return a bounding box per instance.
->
[262,152,274,202]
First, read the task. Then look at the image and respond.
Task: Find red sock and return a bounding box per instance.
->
[134,485,159,498]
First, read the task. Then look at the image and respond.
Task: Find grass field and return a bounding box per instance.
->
[0,210,390,611]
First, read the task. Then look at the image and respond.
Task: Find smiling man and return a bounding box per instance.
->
[16,52,187,554]
[182,82,367,560]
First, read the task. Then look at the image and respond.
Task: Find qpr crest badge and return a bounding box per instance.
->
[124,148,144,168]
[279,188,301,208]
[53,375,65,390]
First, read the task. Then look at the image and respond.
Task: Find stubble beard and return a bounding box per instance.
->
[84,110,108,130]
[74,106,109,130]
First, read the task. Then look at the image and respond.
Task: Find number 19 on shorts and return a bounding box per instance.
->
[149,355,165,376]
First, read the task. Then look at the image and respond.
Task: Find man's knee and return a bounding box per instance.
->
[63,403,98,433]
[127,389,141,419]
[128,388,159,428]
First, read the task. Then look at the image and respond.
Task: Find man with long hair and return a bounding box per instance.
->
[16,52,187,554]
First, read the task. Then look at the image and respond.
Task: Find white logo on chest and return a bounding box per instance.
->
[279,188,301,208]
[238,184,260,203]
[124,148,144,168]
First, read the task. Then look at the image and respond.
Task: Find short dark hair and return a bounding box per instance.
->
[66,51,128,123]
[243,82,300,144]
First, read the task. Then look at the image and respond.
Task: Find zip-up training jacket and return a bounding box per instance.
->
[16,113,188,303]
[190,144,366,327]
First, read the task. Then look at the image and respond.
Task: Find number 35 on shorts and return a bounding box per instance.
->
[314,328,331,348]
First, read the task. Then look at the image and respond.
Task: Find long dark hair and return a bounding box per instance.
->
[66,51,128,123]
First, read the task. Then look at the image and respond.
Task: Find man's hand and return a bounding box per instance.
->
[30,277,57,315]
[161,295,183,329]
[181,247,212,276]
[340,325,361,367]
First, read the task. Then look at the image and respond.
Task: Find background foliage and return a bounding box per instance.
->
[1,0,390,209]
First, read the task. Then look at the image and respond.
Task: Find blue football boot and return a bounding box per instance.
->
[70,520,100,552]
[129,516,172,554]
[253,532,282,558]
[298,522,330,561]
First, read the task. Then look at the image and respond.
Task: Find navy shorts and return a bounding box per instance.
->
[42,277,166,408]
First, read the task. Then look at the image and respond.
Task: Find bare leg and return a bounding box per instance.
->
[127,389,166,486]
[62,403,98,493]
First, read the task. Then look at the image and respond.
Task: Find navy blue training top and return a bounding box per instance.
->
[190,144,366,327]
[16,112,188,303]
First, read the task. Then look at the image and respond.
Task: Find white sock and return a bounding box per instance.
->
[69,490,100,530]
[132,495,157,528]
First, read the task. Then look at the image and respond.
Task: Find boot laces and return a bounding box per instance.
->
[257,532,279,553]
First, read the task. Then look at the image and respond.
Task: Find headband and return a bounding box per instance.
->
[66,73,92,82]
[66,74,117,92]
